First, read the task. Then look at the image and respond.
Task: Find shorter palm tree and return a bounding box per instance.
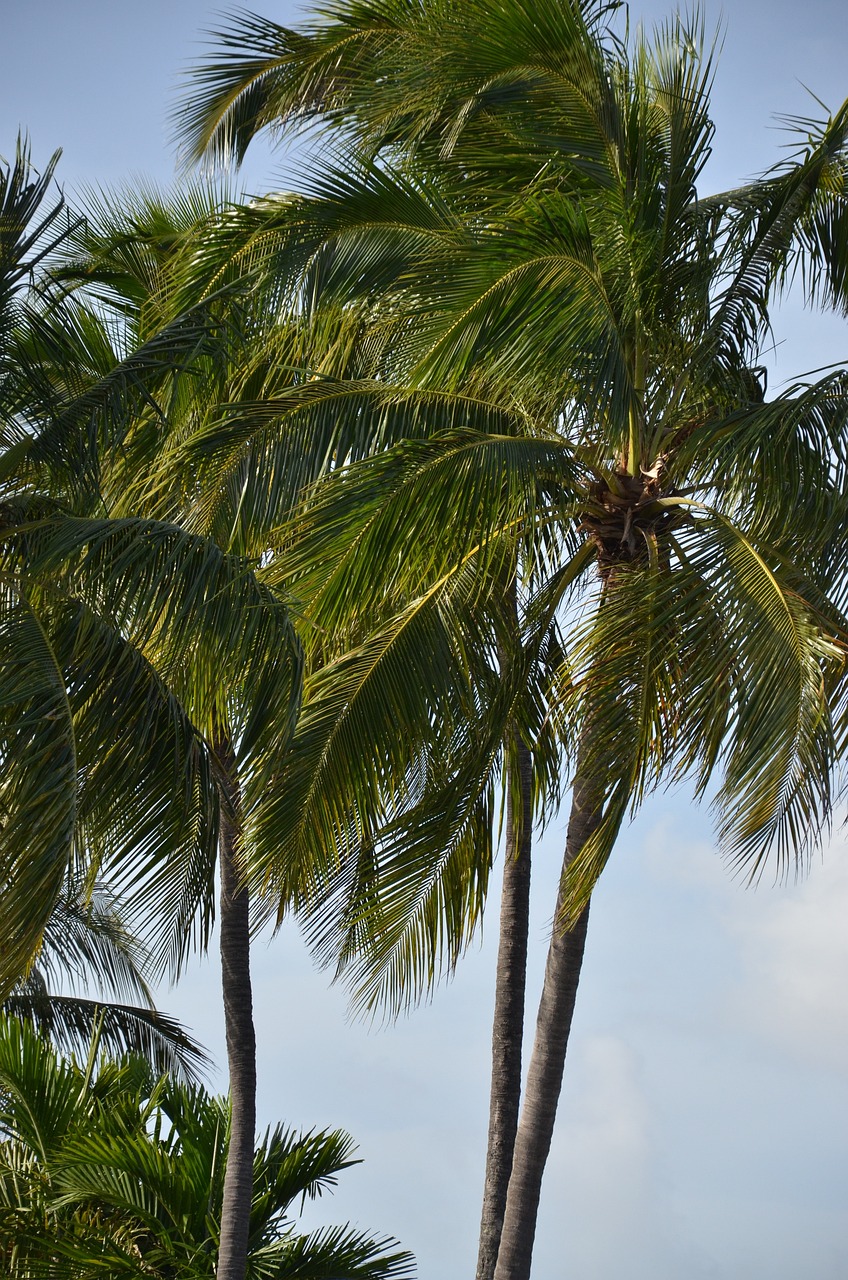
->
[2,145,303,1280]
[0,1014,415,1279]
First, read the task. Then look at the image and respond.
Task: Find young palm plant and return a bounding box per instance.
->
[0,1014,414,1278]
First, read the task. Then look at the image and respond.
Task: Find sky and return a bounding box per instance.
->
[4,2,848,1277]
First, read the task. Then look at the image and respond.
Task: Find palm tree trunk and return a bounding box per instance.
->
[475,738,534,1280]
[215,740,256,1280]
[492,748,603,1280]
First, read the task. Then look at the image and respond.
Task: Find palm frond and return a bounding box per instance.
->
[2,990,209,1084]
[0,588,76,997]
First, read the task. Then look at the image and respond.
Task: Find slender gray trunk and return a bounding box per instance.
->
[492,748,603,1280]
[216,741,255,1280]
[475,738,534,1280]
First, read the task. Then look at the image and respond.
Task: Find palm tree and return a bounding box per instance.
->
[1,149,304,1280]
[0,1014,415,1278]
[175,5,848,1277]
[41,178,499,1280]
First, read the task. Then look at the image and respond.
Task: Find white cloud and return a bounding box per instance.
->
[724,836,848,1072]
[536,1035,717,1280]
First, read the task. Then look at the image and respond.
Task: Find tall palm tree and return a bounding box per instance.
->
[173,21,622,1229]
[175,5,848,1277]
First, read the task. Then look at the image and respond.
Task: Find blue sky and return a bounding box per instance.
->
[4,3,848,1277]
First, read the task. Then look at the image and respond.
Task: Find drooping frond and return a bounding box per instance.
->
[0,586,76,996]
[3,987,209,1083]
[34,882,156,1005]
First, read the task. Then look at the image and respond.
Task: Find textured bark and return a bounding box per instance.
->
[475,739,534,1280]
[492,748,603,1280]
[216,742,256,1280]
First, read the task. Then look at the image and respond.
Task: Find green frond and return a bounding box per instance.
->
[0,588,76,997]
[709,95,848,352]
[14,294,238,498]
[250,1222,416,1278]
[11,512,301,755]
[549,502,846,918]
[247,578,490,906]
[174,10,327,168]
[0,137,66,333]
[175,0,619,177]
[0,1018,412,1279]
[276,430,579,640]
[300,706,505,1017]
[175,382,534,553]
[2,990,209,1084]
[34,882,156,1006]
